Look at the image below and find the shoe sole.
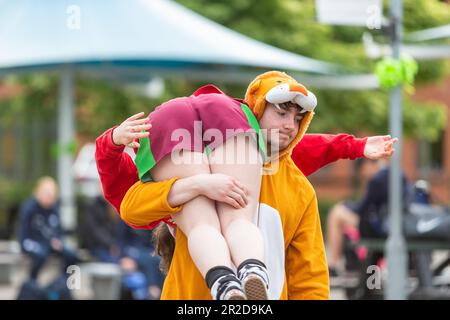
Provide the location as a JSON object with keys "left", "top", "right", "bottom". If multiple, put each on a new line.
{"left": 228, "top": 294, "right": 246, "bottom": 300}
{"left": 226, "top": 289, "right": 247, "bottom": 300}
{"left": 243, "top": 276, "right": 268, "bottom": 300}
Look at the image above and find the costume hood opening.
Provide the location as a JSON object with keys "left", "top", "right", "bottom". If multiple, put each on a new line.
{"left": 245, "top": 71, "right": 316, "bottom": 160}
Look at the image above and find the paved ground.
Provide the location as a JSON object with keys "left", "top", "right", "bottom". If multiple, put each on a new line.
{"left": 0, "top": 255, "right": 94, "bottom": 300}
{"left": 0, "top": 255, "right": 349, "bottom": 300}
{"left": 1, "top": 248, "right": 449, "bottom": 300}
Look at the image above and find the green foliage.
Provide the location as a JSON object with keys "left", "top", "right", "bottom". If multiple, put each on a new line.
{"left": 0, "top": 0, "right": 448, "bottom": 210}
{"left": 176, "top": 0, "right": 450, "bottom": 141}
{"left": 76, "top": 78, "right": 152, "bottom": 137}
{"left": 0, "top": 74, "right": 58, "bottom": 125}
{"left": 403, "top": 0, "right": 450, "bottom": 32}
{"left": 2, "top": 0, "right": 448, "bottom": 142}
{"left": 0, "top": 177, "right": 33, "bottom": 210}
{"left": 403, "top": 98, "right": 448, "bottom": 141}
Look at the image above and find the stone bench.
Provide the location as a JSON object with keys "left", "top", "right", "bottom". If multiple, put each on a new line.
{"left": 0, "top": 240, "right": 21, "bottom": 285}
{"left": 80, "top": 262, "right": 122, "bottom": 300}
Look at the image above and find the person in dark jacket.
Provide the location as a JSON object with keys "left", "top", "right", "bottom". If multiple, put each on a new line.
{"left": 18, "top": 176, "right": 79, "bottom": 281}
{"left": 78, "top": 195, "right": 120, "bottom": 263}
{"left": 117, "top": 220, "right": 165, "bottom": 299}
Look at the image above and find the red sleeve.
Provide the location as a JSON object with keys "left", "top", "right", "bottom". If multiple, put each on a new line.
{"left": 95, "top": 128, "right": 173, "bottom": 230}
{"left": 291, "top": 134, "right": 368, "bottom": 177}
{"left": 95, "top": 127, "right": 139, "bottom": 215}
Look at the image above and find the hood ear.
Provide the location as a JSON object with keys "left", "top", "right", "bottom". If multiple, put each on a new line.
{"left": 245, "top": 79, "right": 262, "bottom": 116}
{"left": 254, "top": 96, "right": 267, "bottom": 119}
{"left": 247, "top": 79, "right": 261, "bottom": 94}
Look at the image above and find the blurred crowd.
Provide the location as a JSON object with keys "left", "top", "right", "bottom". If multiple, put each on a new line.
{"left": 12, "top": 143, "right": 164, "bottom": 300}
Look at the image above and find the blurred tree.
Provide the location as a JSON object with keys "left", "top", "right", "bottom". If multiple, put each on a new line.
{"left": 177, "top": 0, "right": 450, "bottom": 140}
{"left": 2, "top": 0, "right": 448, "bottom": 142}
{"left": 0, "top": 0, "right": 448, "bottom": 182}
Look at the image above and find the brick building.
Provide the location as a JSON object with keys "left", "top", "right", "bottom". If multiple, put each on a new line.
{"left": 311, "top": 73, "right": 450, "bottom": 206}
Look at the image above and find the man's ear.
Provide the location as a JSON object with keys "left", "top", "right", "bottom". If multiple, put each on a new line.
{"left": 247, "top": 79, "right": 261, "bottom": 94}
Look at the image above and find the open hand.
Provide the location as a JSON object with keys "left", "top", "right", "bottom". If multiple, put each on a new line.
{"left": 112, "top": 112, "right": 151, "bottom": 149}
{"left": 364, "top": 135, "right": 399, "bottom": 160}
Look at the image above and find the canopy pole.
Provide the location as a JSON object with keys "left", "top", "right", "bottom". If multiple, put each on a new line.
{"left": 57, "top": 66, "right": 76, "bottom": 232}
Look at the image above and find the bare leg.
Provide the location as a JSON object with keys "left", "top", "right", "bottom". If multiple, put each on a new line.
{"left": 151, "top": 151, "right": 232, "bottom": 277}
{"left": 326, "top": 203, "right": 360, "bottom": 268}
{"left": 209, "top": 134, "right": 264, "bottom": 267}
{"left": 208, "top": 134, "right": 269, "bottom": 300}
{"left": 152, "top": 134, "right": 266, "bottom": 299}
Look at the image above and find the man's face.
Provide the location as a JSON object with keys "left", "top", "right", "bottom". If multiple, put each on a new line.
{"left": 258, "top": 103, "right": 304, "bottom": 152}
{"left": 35, "top": 180, "right": 58, "bottom": 209}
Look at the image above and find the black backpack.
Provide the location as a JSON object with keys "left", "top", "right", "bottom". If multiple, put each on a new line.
{"left": 359, "top": 201, "right": 450, "bottom": 241}
{"left": 404, "top": 203, "right": 450, "bottom": 241}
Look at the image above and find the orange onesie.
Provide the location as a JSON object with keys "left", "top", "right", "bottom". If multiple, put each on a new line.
{"left": 121, "top": 71, "right": 329, "bottom": 299}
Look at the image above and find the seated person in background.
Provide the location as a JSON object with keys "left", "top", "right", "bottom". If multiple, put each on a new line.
{"left": 326, "top": 159, "right": 410, "bottom": 276}
{"left": 17, "top": 176, "right": 80, "bottom": 282}
{"left": 117, "top": 220, "right": 165, "bottom": 299}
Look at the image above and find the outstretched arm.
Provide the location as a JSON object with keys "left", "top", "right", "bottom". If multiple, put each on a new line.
{"left": 291, "top": 134, "right": 397, "bottom": 176}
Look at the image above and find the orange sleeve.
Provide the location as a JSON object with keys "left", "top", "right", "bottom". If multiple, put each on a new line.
{"left": 120, "top": 178, "right": 182, "bottom": 227}
{"left": 285, "top": 195, "right": 330, "bottom": 300}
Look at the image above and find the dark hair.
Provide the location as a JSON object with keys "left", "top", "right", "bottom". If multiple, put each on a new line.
{"left": 152, "top": 222, "right": 175, "bottom": 274}
{"left": 276, "top": 101, "right": 304, "bottom": 113}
